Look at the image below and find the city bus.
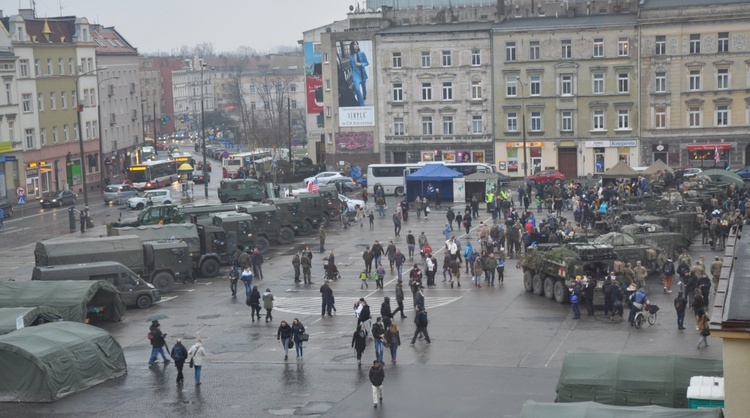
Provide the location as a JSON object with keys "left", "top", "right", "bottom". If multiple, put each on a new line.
{"left": 366, "top": 162, "right": 495, "bottom": 196}
{"left": 127, "top": 159, "right": 178, "bottom": 191}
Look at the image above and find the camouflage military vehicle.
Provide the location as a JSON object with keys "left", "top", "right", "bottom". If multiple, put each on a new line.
{"left": 520, "top": 243, "right": 618, "bottom": 304}
{"left": 212, "top": 206, "right": 294, "bottom": 254}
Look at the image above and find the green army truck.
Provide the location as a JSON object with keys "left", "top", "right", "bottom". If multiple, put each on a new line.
{"left": 218, "top": 178, "right": 266, "bottom": 203}
{"left": 34, "top": 235, "right": 192, "bottom": 293}
{"left": 520, "top": 243, "right": 618, "bottom": 304}
{"left": 109, "top": 223, "right": 230, "bottom": 277}
{"left": 108, "top": 203, "right": 238, "bottom": 230}
{"left": 212, "top": 206, "right": 295, "bottom": 254}
{"left": 291, "top": 185, "right": 340, "bottom": 223}
{"left": 240, "top": 198, "right": 327, "bottom": 235}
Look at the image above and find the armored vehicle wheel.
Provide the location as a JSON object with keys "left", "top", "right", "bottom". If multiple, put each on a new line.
{"left": 200, "top": 259, "right": 220, "bottom": 277}
{"left": 279, "top": 227, "right": 295, "bottom": 245}
{"left": 553, "top": 280, "right": 569, "bottom": 304}
{"left": 136, "top": 295, "right": 153, "bottom": 309}
{"left": 523, "top": 271, "right": 534, "bottom": 292}
{"left": 543, "top": 277, "right": 556, "bottom": 300}
{"left": 300, "top": 221, "right": 313, "bottom": 235}
{"left": 152, "top": 272, "right": 174, "bottom": 293}
{"left": 532, "top": 274, "right": 544, "bottom": 296}
{"left": 254, "top": 237, "right": 271, "bottom": 254}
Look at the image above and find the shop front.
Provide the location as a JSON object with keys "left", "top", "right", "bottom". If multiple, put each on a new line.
{"left": 497, "top": 141, "right": 546, "bottom": 178}
{"left": 685, "top": 142, "right": 731, "bottom": 169}
{"left": 582, "top": 140, "right": 638, "bottom": 176}
{"left": 419, "top": 149, "right": 487, "bottom": 164}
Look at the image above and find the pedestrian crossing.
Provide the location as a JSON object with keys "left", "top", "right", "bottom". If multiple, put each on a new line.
{"left": 272, "top": 295, "right": 463, "bottom": 316}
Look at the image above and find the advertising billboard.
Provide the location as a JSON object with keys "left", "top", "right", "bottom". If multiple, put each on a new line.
{"left": 335, "top": 132, "right": 374, "bottom": 153}
{"left": 304, "top": 42, "right": 323, "bottom": 115}
{"left": 336, "top": 40, "right": 375, "bottom": 127}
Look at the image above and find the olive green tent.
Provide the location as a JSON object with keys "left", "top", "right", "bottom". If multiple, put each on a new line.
{"left": 0, "top": 321, "right": 127, "bottom": 402}
{"left": 556, "top": 352, "right": 723, "bottom": 408}
{"left": 700, "top": 169, "right": 744, "bottom": 188}
{"left": 0, "top": 281, "right": 124, "bottom": 323}
{"left": 642, "top": 159, "right": 673, "bottom": 175}
{"left": 0, "top": 307, "right": 63, "bottom": 335}
{"left": 521, "top": 401, "right": 722, "bottom": 418}
{"left": 602, "top": 161, "right": 640, "bottom": 179}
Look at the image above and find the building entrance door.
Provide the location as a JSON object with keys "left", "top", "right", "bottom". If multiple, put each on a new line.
{"left": 557, "top": 148, "right": 578, "bottom": 179}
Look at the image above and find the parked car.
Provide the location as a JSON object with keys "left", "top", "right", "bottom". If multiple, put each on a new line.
{"left": 126, "top": 189, "right": 174, "bottom": 210}
{"left": 357, "top": 176, "right": 367, "bottom": 188}
{"left": 192, "top": 171, "right": 210, "bottom": 184}
{"left": 40, "top": 190, "right": 77, "bottom": 208}
{"left": 196, "top": 162, "right": 212, "bottom": 172}
{"left": 339, "top": 194, "right": 367, "bottom": 212}
{"left": 527, "top": 170, "right": 566, "bottom": 185}
{"left": 735, "top": 166, "right": 750, "bottom": 180}
{"left": 103, "top": 183, "right": 139, "bottom": 204}
{"left": 0, "top": 200, "right": 12, "bottom": 218}
{"left": 304, "top": 171, "right": 343, "bottom": 185}
{"left": 682, "top": 167, "right": 703, "bottom": 178}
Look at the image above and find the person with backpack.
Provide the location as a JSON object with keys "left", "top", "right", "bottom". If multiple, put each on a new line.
{"left": 170, "top": 338, "right": 188, "bottom": 384}
{"left": 662, "top": 258, "right": 676, "bottom": 294}
{"left": 148, "top": 320, "right": 170, "bottom": 366}
{"left": 410, "top": 305, "right": 431, "bottom": 344}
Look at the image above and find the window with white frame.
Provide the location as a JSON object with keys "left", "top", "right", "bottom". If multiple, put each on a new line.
{"left": 37, "top": 93, "right": 43, "bottom": 111}
{"left": 593, "top": 38, "right": 604, "bottom": 58}
{"left": 25, "top": 128, "right": 34, "bottom": 148}
{"left": 421, "top": 83, "right": 432, "bottom": 101}
{"left": 561, "top": 111, "right": 573, "bottom": 132}
{"left": 92, "top": 121, "right": 97, "bottom": 138}
{"left": 472, "top": 115, "right": 483, "bottom": 134}
{"left": 507, "top": 112, "right": 518, "bottom": 132}
{"left": 530, "top": 76, "right": 541, "bottom": 96}
{"left": 46, "top": 59, "right": 52, "bottom": 75}
{"left": 34, "top": 59, "right": 40, "bottom": 77}
{"left": 617, "top": 73, "right": 629, "bottom": 93}
{"left": 441, "top": 50, "right": 452, "bottom": 67}
{"left": 63, "top": 125, "right": 69, "bottom": 142}
{"left": 421, "top": 51, "right": 431, "bottom": 67}
{"left": 4, "top": 83, "right": 10, "bottom": 104}
{"left": 618, "top": 38, "right": 629, "bottom": 56}
{"left": 49, "top": 92, "right": 56, "bottom": 110}
{"left": 529, "top": 41, "right": 540, "bottom": 60}
{"left": 291, "top": 100, "right": 297, "bottom": 109}
{"left": 393, "top": 117, "right": 405, "bottom": 136}
{"left": 561, "top": 40, "right": 572, "bottom": 59}
{"left": 442, "top": 82, "right": 453, "bottom": 100}
{"left": 688, "top": 107, "right": 701, "bottom": 127}
{"left": 471, "top": 80, "right": 482, "bottom": 100}
{"left": 716, "top": 105, "right": 729, "bottom": 126}
{"left": 19, "top": 60, "right": 28, "bottom": 77}
{"left": 74, "top": 123, "right": 79, "bottom": 141}
{"left": 85, "top": 121, "right": 92, "bottom": 140}
{"left": 689, "top": 69, "right": 702, "bottom": 91}
{"left": 250, "top": 101, "right": 256, "bottom": 111}
{"left": 7, "top": 120, "right": 13, "bottom": 142}
{"left": 324, "top": 80, "right": 331, "bottom": 91}
{"left": 655, "top": 72, "right": 666, "bottom": 92}
{"left": 58, "top": 58, "right": 64, "bottom": 75}
{"left": 290, "top": 84, "right": 297, "bottom": 92}
{"left": 593, "top": 110, "right": 605, "bottom": 130}
{"left": 617, "top": 109, "right": 630, "bottom": 129}
{"left": 422, "top": 116, "right": 433, "bottom": 135}
{"left": 506, "top": 77, "right": 517, "bottom": 97}
{"left": 561, "top": 75, "right": 573, "bottom": 96}
{"left": 392, "top": 83, "right": 403, "bottom": 101}
{"left": 717, "top": 68, "right": 729, "bottom": 89}
{"left": 22, "top": 93, "right": 32, "bottom": 112}
{"left": 655, "top": 35, "right": 666, "bottom": 55}
{"left": 442, "top": 115, "right": 454, "bottom": 135}
{"left": 325, "top": 106, "right": 331, "bottom": 117}
{"left": 40, "top": 128, "right": 46, "bottom": 146}
{"left": 530, "top": 111, "right": 542, "bottom": 131}
{"left": 471, "top": 49, "right": 481, "bottom": 66}
{"left": 52, "top": 126, "right": 58, "bottom": 144}
{"left": 392, "top": 52, "right": 402, "bottom": 68}
{"left": 506, "top": 42, "right": 516, "bottom": 61}
{"left": 68, "top": 58, "right": 74, "bottom": 74}
{"left": 323, "top": 53, "right": 329, "bottom": 63}
{"left": 593, "top": 73, "right": 605, "bottom": 94}
{"left": 655, "top": 107, "right": 666, "bottom": 129}
{"left": 690, "top": 34, "right": 701, "bottom": 54}
{"left": 718, "top": 32, "right": 729, "bottom": 53}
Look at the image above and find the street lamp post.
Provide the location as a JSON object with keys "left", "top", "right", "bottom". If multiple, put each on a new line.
{"left": 516, "top": 76, "right": 528, "bottom": 179}
{"left": 97, "top": 76, "right": 120, "bottom": 190}
{"left": 200, "top": 62, "right": 208, "bottom": 198}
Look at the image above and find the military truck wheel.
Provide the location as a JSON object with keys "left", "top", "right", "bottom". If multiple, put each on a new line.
{"left": 523, "top": 271, "right": 534, "bottom": 292}
{"left": 136, "top": 295, "right": 153, "bottom": 309}
{"left": 543, "top": 277, "right": 555, "bottom": 300}
{"left": 152, "top": 272, "right": 174, "bottom": 293}
{"left": 532, "top": 274, "right": 544, "bottom": 296}
{"left": 395, "top": 186, "right": 405, "bottom": 196}
{"left": 553, "top": 281, "right": 569, "bottom": 304}
{"left": 200, "top": 259, "right": 220, "bottom": 277}
{"left": 300, "top": 221, "right": 313, "bottom": 235}
{"left": 279, "top": 227, "right": 295, "bottom": 245}
{"left": 254, "top": 237, "right": 271, "bottom": 254}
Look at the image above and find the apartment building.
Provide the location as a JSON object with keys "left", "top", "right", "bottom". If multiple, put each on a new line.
{"left": 0, "top": 22, "right": 19, "bottom": 200}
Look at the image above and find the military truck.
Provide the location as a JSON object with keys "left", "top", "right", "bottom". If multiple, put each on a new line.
{"left": 108, "top": 203, "right": 238, "bottom": 230}
{"left": 240, "top": 198, "right": 326, "bottom": 235}
{"left": 34, "top": 235, "right": 192, "bottom": 293}
{"left": 212, "top": 206, "right": 294, "bottom": 254}
{"left": 291, "top": 185, "right": 340, "bottom": 222}
{"left": 630, "top": 231, "right": 688, "bottom": 260}
{"left": 520, "top": 243, "right": 618, "bottom": 304}
{"left": 217, "top": 178, "right": 265, "bottom": 203}
{"left": 109, "top": 223, "right": 230, "bottom": 277}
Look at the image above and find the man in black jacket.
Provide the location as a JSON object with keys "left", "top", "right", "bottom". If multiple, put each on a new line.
{"left": 148, "top": 321, "right": 170, "bottom": 366}
{"left": 170, "top": 338, "right": 188, "bottom": 384}
{"left": 674, "top": 291, "right": 687, "bottom": 330}
{"left": 410, "top": 306, "right": 431, "bottom": 344}
{"left": 369, "top": 360, "right": 385, "bottom": 408}
{"left": 380, "top": 297, "right": 393, "bottom": 329}
{"left": 320, "top": 282, "right": 334, "bottom": 317}
{"left": 392, "top": 282, "right": 407, "bottom": 319}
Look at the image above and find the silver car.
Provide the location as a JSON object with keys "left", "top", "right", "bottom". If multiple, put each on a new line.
{"left": 103, "top": 183, "right": 138, "bottom": 204}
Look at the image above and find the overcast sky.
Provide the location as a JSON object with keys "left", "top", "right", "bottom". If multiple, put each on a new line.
{"left": 5, "top": 0, "right": 359, "bottom": 54}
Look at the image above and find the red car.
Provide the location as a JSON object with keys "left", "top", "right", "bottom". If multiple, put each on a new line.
{"left": 527, "top": 170, "right": 566, "bottom": 185}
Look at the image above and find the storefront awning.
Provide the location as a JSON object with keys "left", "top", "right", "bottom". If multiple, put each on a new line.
{"left": 686, "top": 143, "right": 731, "bottom": 151}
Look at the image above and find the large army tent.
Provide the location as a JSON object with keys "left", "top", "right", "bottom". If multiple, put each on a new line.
{"left": 602, "top": 161, "right": 640, "bottom": 179}
{"left": 556, "top": 352, "right": 722, "bottom": 408}
{"left": 406, "top": 163, "right": 463, "bottom": 201}
{"left": 642, "top": 159, "right": 673, "bottom": 175}
{"left": 0, "top": 321, "right": 127, "bottom": 402}
{"left": 0, "top": 307, "right": 63, "bottom": 335}
{"left": 521, "top": 401, "right": 722, "bottom": 418}
{"left": 0, "top": 281, "right": 124, "bottom": 323}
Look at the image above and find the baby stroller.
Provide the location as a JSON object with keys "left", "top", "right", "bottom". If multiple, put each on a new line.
{"left": 323, "top": 257, "right": 341, "bottom": 281}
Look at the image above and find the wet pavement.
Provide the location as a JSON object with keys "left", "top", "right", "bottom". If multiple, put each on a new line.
{"left": 0, "top": 162, "right": 725, "bottom": 417}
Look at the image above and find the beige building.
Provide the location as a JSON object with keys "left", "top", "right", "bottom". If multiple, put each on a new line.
{"left": 0, "top": 23, "right": 19, "bottom": 201}
{"left": 492, "top": 13, "right": 640, "bottom": 179}
{"left": 639, "top": 0, "right": 750, "bottom": 169}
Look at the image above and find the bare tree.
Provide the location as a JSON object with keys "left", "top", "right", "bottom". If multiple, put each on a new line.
{"left": 223, "top": 57, "right": 252, "bottom": 148}
{"left": 193, "top": 42, "right": 216, "bottom": 58}
{"left": 245, "top": 71, "right": 299, "bottom": 149}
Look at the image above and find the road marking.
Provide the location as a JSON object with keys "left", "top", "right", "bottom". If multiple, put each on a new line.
{"left": 171, "top": 289, "right": 196, "bottom": 292}
{"left": 154, "top": 296, "right": 178, "bottom": 304}
{"left": 273, "top": 295, "right": 461, "bottom": 316}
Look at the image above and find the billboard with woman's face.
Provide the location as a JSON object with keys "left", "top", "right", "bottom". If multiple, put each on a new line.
{"left": 336, "top": 40, "right": 374, "bottom": 127}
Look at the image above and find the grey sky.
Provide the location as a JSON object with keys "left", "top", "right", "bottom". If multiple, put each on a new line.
{"left": 9, "top": 0, "right": 357, "bottom": 54}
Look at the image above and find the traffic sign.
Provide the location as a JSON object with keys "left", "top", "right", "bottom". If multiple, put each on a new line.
{"left": 16, "top": 186, "right": 25, "bottom": 197}
{"left": 17, "top": 196, "right": 25, "bottom": 205}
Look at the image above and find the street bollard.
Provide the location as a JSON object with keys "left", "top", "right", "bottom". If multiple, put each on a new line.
{"left": 68, "top": 207, "right": 76, "bottom": 232}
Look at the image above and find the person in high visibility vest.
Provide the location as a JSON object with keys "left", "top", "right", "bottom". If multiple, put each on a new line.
{"left": 485, "top": 192, "right": 494, "bottom": 213}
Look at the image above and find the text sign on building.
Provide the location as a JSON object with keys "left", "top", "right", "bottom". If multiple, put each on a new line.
{"left": 339, "top": 106, "right": 375, "bottom": 127}
{"left": 584, "top": 140, "right": 637, "bottom": 148}
{"left": 505, "top": 142, "right": 544, "bottom": 148}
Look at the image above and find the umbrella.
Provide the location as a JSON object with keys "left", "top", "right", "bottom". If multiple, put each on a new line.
{"left": 146, "top": 313, "right": 169, "bottom": 322}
